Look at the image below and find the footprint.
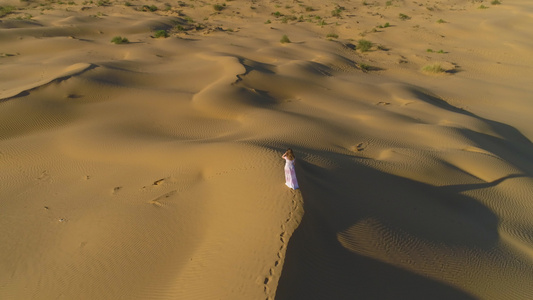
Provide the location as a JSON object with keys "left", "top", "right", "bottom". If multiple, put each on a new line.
{"left": 148, "top": 190, "right": 177, "bottom": 207}
{"left": 153, "top": 178, "right": 165, "bottom": 186}
{"left": 37, "top": 170, "right": 51, "bottom": 181}
{"left": 264, "top": 190, "right": 299, "bottom": 298}
{"left": 353, "top": 142, "right": 367, "bottom": 151}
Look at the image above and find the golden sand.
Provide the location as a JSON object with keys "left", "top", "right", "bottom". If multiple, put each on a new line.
{"left": 1, "top": 0, "right": 532, "bottom": 299}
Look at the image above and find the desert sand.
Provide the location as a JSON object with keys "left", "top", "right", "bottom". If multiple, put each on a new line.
{"left": 1, "top": 0, "right": 533, "bottom": 299}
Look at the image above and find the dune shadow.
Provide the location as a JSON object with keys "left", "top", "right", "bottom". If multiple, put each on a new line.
{"left": 275, "top": 91, "right": 533, "bottom": 299}
{"left": 409, "top": 88, "right": 533, "bottom": 175}
{"left": 275, "top": 154, "right": 490, "bottom": 300}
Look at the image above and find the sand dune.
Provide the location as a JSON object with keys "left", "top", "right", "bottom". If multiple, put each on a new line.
{"left": 1, "top": 0, "right": 533, "bottom": 299}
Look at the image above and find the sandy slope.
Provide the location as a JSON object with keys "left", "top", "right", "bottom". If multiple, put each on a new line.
{"left": 1, "top": 0, "right": 533, "bottom": 299}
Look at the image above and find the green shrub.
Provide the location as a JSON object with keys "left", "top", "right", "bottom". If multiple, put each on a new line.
{"left": 16, "top": 13, "right": 32, "bottom": 20}
{"left": 213, "top": 4, "right": 224, "bottom": 11}
{"left": 142, "top": 5, "right": 158, "bottom": 11}
{"left": 154, "top": 30, "right": 169, "bottom": 38}
{"left": 436, "top": 19, "right": 446, "bottom": 23}
{"left": 331, "top": 8, "right": 341, "bottom": 17}
{"left": 111, "top": 36, "right": 129, "bottom": 44}
{"left": 386, "top": 0, "right": 393, "bottom": 6}
{"left": 357, "top": 39, "right": 373, "bottom": 52}
{"left": 478, "top": 5, "right": 489, "bottom": 9}
{"left": 282, "top": 15, "right": 297, "bottom": 23}
{"left": 359, "top": 63, "right": 372, "bottom": 72}
{"left": 0, "top": 5, "right": 16, "bottom": 17}
{"left": 378, "top": 22, "right": 390, "bottom": 28}
{"left": 326, "top": 33, "right": 339, "bottom": 39}
{"left": 491, "top": 0, "right": 501, "bottom": 4}
{"left": 280, "top": 34, "right": 291, "bottom": 44}
{"left": 399, "top": 13, "right": 410, "bottom": 20}
{"left": 422, "top": 64, "right": 445, "bottom": 73}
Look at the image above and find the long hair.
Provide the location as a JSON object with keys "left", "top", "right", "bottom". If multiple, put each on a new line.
{"left": 285, "top": 148, "right": 295, "bottom": 160}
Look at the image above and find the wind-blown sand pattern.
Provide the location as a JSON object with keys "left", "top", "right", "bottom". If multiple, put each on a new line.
{"left": 1, "top": 0, "right": 533, "bottom": 299}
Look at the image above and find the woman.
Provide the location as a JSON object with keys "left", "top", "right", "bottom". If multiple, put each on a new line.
{"left": 282, "top": 148, "right": 299, "bottom": 190}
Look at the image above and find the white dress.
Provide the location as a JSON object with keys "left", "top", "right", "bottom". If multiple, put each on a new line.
{"left": 284, "top": 158, "right": 299, "bottom": 189}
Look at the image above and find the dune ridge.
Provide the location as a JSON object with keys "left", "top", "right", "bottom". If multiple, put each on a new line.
{"left": 1, "top": 0, "right": 533, "bottom": 299}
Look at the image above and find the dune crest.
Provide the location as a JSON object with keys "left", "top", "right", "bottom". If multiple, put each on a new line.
{"left": 0, "top": 63, "right": 95, "bottom": 100}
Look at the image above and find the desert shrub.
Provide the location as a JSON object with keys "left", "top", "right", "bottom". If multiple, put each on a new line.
{"left": 386, "top": 0, "right": 393, "bottom": 6}
{"left": 422, "top": 64, "right": 445, "bottom": 73}
{"left": 280, "top": 35, "right": 291, "bottom": 44}
{"left": 282, "top": 15, "right": 297, "bottom": 23}
{"left": 111, "top": 36, "right": 129, "bottom": 44}
{"left": 213, "top": 4, "right": 224, "bottom": 11}
{"left": 0, "top": 5, "right": 16, "bottom": 17}
{"left": 326, "top": 33, "right": 339, "bottom": 39}
{"left": 264, "top": 19, "right": 271, "bottom": 24}
{"left": 142, "top": 5, "right": 158, "bottom": 11}
{"left": 16, "top": 13, "right": 32, "bottom": 20}
{"left": 305, "top": 6, "right": 314, "bottom": 12}
{"left": 436, "top": 19, "right": 446, "bottom": 23}
{"left": 97, "top": 0, "right": 110, "bottom": 6}
{"left": 378, "top": 22, "right": 390, "bottom": 28}
{"left": 357, "top": 39, "right": 373, "bottom": 52}
{"left": 124, "top": 2, "right": 132, "bottom": 6}
{"left": 272, "top": 11, "right": 282, "bottom": 18}
{"left": 331, "top": 8, "right": 341, "bottom": 17}
{"left": 154, "top": 30, "right": 169, "bottom": 38}
{"left": 318, "top": 19, "right": 326, "bottom": 26}
{"left": 491, "top": 0, "right": 501, "bottom": 4}
{"left": 359, "top": 63, "right": 372, "bottom": 72}
{"left": 427, "top": 49, "right": 445, "bottom": 53}
{"left": 478, "top": 4, "right": 489, "bottom": 9}
{"left": 399, "top": 13, "right": 410, "bottom": 20}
